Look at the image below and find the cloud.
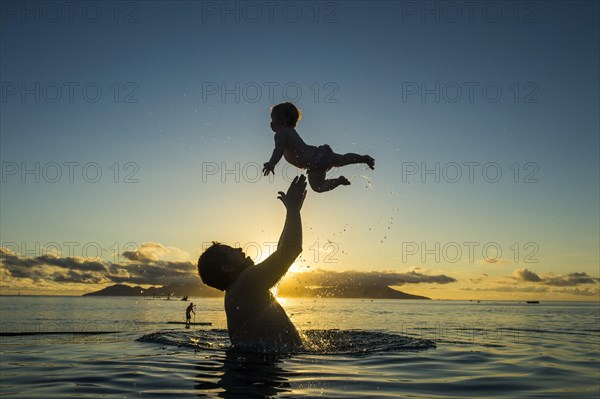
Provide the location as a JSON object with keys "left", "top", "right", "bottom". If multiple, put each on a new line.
{"left": 459, "top": 284, "right": 599, "bottom": 297}
{"left": 1, "top": 246, "right": 196, "bottom": 286}
{"left": 542, "top": 272, "right": 598, "bottom": 286}
{"left": 513, "top": 268, "right": 542, "bottom": 282}
{"left": 0, "top": 247, "right": 107, "bottom": 282}
{"left": 283, "top": 269, "right": 456, "bottom": 288}
{"left": 277, "top": 269, "right": 456, "bottom": 298}
{"left": 477, "top": 258, "right": 510, "bottom": 266}
{"left": 461, "top": 285, "right": 551, "bottom": 293}
{"left": 36, "top": 254, "right": 107, "bottom": 272}
{"left": 107, "top": 260, "right": 196, "bottom": 285}
{"left": 1, "top": 247, "right": 41, "bottom": 270}
{"left": 2, "top": 246, "right": 457, "bottom": 292}
{"left": 122, "top": 242, "right": 190, "bottom": 263}
{"left": 557, "top": 287, "right": 599, "bottom": 296}
{"left": 122, "top": 242, "right": 166, "bottom": 262}
{"left": 4, "top": 244, "right": 597, "bottom": 300}
{"left": 469, "top": 273, "right": 488, "bottom": 283}
{"left": 51, "top": 270, "right": 104, "bottom": 284}
{"left": 512, "top": 268, "right": 598, "bottom": 286}
{"left": 457, "top": 268, "right": 600, "bottom": 297}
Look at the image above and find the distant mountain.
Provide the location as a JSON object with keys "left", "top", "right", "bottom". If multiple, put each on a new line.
{"left": 277, "top": 282, "right": 430, "bottom": 299}
{"left": 83, "top": 281, "right": 429, "bottom": 300}
{"left": 83, "top": 282, "right": 222, "bottom": 297}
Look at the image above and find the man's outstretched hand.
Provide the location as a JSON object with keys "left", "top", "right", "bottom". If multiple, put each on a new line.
{"left": 277, "top": 175, "right": 307, "bottom": 211}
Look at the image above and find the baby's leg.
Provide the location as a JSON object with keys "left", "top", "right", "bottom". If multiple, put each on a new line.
{"left": 308, "top": 169, "right": 350, "bottom": 193}
{"left": 332, "top": 153, "right": 375, "bottom": 170}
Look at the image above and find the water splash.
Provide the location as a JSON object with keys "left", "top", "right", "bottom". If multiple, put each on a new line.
{"left": 304, "top": 330, "right": 435, "bottom": 354}
{"left": 137, "top": 329, "right": 436, "bottom": 355}
{"left": 360, "top": 175, "right": 373, "bottom": 189}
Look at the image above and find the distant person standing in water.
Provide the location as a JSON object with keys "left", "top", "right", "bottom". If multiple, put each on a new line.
{"left": 185, "top": 302, "right": 195, "bottom": 327}
{"left": 197, "top": 175, "right": 307, "bottom": 351}
{"left": 262, "top": 102, "right": 375, "bottom": 192}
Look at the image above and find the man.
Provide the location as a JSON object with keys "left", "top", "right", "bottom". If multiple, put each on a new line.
{"left": 185, "top": 302, "right": 195, "bottom": 327}
{"left": 197, "top": 175, "right": 307, "bottom": 351}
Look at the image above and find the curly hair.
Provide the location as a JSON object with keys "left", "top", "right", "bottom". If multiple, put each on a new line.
{"left": 271, "top": 102, "right": 302, "bottom": 127}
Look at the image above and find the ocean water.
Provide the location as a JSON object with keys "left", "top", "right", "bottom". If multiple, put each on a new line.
{"left": 0, "top": 296, "right": 598, "bottom": 398}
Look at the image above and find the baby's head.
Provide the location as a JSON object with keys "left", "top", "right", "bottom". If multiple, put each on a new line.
{"left": 197, "top": 242, "right": 254, "bottom": 291}
{"left": 270, "top": 102, "right": 302, "bottom": 132}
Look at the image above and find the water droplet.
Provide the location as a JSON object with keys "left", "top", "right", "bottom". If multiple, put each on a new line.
{"left": 360, "top": 175, "right": 372, "bottom": 189}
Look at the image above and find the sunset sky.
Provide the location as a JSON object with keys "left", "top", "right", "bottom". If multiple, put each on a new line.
{"left": 1, "top": 1, "right": 598, "bottom": 300}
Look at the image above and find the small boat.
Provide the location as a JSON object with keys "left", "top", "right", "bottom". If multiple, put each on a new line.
{"left": 526, "top": 301, "right": 540, "bottom": 304}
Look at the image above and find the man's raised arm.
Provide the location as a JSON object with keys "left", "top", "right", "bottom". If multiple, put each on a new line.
{"left": 252, "top": 175, "right": 307, "bottom": 289}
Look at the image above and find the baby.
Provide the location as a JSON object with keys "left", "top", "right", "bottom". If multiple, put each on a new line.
{"left": 262, "top": 102, "right": 374, "bottom": 192}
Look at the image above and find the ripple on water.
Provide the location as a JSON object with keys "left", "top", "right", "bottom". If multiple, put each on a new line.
{"left": 136, "top": 329, "right": 436, "bottom": 355}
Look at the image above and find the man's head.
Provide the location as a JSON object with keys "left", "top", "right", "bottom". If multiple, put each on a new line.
{"left": 197, "top": 242, "right": 254, "bottom": 291}
{"left": 270, "top": 102, "right": 301, "bottom": 132}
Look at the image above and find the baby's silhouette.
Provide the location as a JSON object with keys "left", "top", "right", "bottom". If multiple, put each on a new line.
{"left": 263, "top": 102, "right": 374, "bottom": 192}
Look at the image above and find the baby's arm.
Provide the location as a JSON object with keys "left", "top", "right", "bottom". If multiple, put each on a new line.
{"left": 263, "top": 132, "right": 286, "bottom": 176}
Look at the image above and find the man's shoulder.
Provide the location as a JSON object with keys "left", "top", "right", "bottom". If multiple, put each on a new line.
{"left": 237, "top": 264, "right": 265, "bottom": 284}
{"left": 225, "top": 268, "right": 269, "bottom": 309}
{"left": 227, "top": 266, "right": 252, "bottom": 290}
{"left": 227, "top": 265, "right": 267, "bottom": 294}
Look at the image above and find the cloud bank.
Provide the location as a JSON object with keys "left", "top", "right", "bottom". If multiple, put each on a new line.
{"left": 2, "top": 244, "right": 598, "bottom": 299}
{"left": 1, "top": 244, "right": 456, "bottom": 296}
{"left": 513, "top": 268, "right": 599, "bottom": 286}
{"left": 282, "top": 269, "right": 456, "bottom": 288}
{"left": 457, "top": 269, "right": 600, "bottom": 297}
{"left": 0, "top": 243, "right": 198, "bottom": 287}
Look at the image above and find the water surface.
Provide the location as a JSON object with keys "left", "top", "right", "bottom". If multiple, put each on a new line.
{"left": 1, "top": 296, "right": 598, "bottom": 398}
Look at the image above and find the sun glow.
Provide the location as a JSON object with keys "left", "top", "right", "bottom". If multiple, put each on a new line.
{"left": 288, "top": 259, "right": 309, "bottom": 274}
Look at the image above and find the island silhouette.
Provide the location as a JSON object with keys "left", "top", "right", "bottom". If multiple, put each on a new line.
{"left": 83, "top": 280, "right": 431, "bottom": 300}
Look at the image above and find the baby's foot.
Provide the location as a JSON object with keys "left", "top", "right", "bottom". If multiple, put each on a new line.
{"left": 338, "top": 176, "right": 351, "bottom": 186}
{"left": 365, "top": 156, "right": 375, "bottom": 170}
